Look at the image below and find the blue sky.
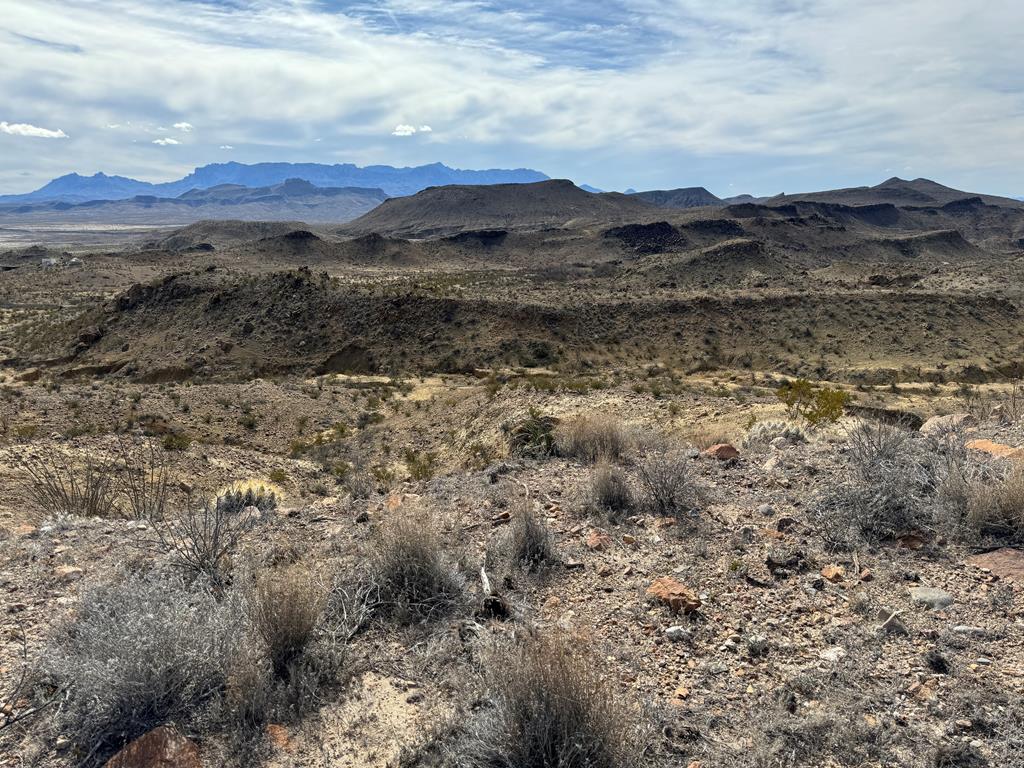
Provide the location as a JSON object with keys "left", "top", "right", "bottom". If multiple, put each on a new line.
{"left": 1, "top": 0, "right": 1022, "bottom": 196}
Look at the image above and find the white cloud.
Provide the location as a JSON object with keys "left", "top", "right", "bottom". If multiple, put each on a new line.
{"left": 419, "top": 125, "right": 433, "bottom": 132}
{"left": 172, "top": 121, "right": 193, "bottom": 132}
{"left": 0, "top": 121, "right": 67, "bottom": 138}
{"left": 152, "top": 137, "right": 179, "bottom": 146}
{"left": 1, "top": 0, "right": 1024, "bottom": 194}
{"left": 219, "top": 144, "right": 234, "bottom": 150}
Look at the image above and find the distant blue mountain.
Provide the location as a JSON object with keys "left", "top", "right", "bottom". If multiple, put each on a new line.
{"left": 0, "top": 161, "right": 551, "bottom": 203}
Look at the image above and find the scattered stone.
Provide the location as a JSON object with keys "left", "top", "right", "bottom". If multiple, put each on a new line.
{"left": 757, "top": 503, "right": 775, "bottom": 517}
{"left": 54, "top": 565, "right": 84, "bottom": 583}
{"left": 702, "top": 443, "right": 739, "bottom": 461}
{"left": 920, "top": 413, "right": 977, "bottom": 436}
{"left": 819, "top": 646, "right": 847, "bottom": 662}
{"left": 820, "top": 565, "right": 845, "bottom": 583}
{"left": 859, "top": 568, "right": 874, "bottom": 582}
{"left": 965, "top": 548, "right": 1024, "bottom": 582}
{"left": 665, "top": 626, "right": 691, "bottom": 642}
{"left": 103, "top": 726, "right": 201, "bottom": 768}
{"left": 354, "top": 510, "right": 369, "bottom": 523}
{"left": 622, "top": 534, "right": 637, "bottom": 546}
{"left": 585, "top": 529, "right": 613, "bottom": 552}
{"left": 646, "top": 577, "right": 701, "bottom": 614}
{"left": 952, "top": 625, "right": 987, "bottom": 636}
{"left": 878, "top": 610, "right": 909, "bottom": 636}
{"left": 909, "top": 586, "right": 954, "bottom": 610}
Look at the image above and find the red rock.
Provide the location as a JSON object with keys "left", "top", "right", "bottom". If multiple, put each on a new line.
{"left": 585, "top": 529, "right": 613, "bottom": 552}
{"left": 820, "top": 565, "right": 845, "bottom": 583}
{"left": 103, "top": 726, "right": 201, "bottom": 768}
{"left": 966, "top": 548, "right": 1024, "bottom": 582}
{"left": 265, "top": 724, "right": 292, "bottom": 752}
{"left": 702, "top": 443, "right": 739, "bottom": 460}
{"left": 646, "top": 577, "right": 701, "bottom": 614}
{"left": 966, "top": 439, "right": 1024, "bottom": 461}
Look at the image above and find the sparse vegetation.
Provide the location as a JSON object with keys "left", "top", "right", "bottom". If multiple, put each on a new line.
{"left": 586, "top": 461, "right": 635, "bottom": 521}
{"left": 366, "top": 508, "right": 463, "bottom": 623}
{"left": 506, "top": 501, "right": 556, "bottom": 570}
{"left": 555, "top": 415, "right": 631, "bottom": 462}
{"left": 39, "top": 573, "right": 243, "bottom": 765}
{"left": 634, "top": 446, "right": 700, "bottom": 518}
{"left": 16, "top": 445, "right": 117, "bottom": 522}
{"left": 776, "top": 379, "right": 851, "bottom": 426}
{"left": 454, "top": 632, "right": 635, "bottom": 768}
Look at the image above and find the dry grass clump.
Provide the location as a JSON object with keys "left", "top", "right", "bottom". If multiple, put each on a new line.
{"left": 634, "top": 447, "right": 700, "bottom": 519}
{"left": 966, "top": 465, "right": 1024, "bottom": 543}
{"left": 506, "top": 502, "right": 556, "bottom": 571}
{"left": 586, "top": 462, "right": 635, "bottom": 522}
{"left": 368, "top": 508, "right": 463, "bottom": 623}
{"left": 249, "top": 566, "right": 327, "bottom": 679}
{"left": 555, "top": 415, "right": 631, "bottom": 463}
{"left": 39, "top": 573, "right": 243, "bottom": 765}
{"left": 459, "top": 632, "right": 635, "bottom": 768}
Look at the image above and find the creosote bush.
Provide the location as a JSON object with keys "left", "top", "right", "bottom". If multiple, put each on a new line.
{"left": 555, "top": 415, "right": 631, "bottom": 463}
{"left": 368, "top": 508, "right": 463, "bottom": 623}
{"left": 458, "top": 632, "right": 635, "bottom": 768}
{"left": 776, "top": 379, "right": 850, "bottom": 426}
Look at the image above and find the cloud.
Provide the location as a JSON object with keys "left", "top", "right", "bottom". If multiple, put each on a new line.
{"left": 1, "top": 0, "right": 1024, "bottom": 195}
{"left": 219, "top": 145, "right": 233, "bottom": 150}
{"left": 172, "top": 121, "right": 193, "bottom": 132}
{"left": 419, "top": 125, "right": 433, "bottom": 132}
{"left": 0, "top": 121, "right": 67, "bottom": 138}
{"left": 152, "top": 137, "right": 179, "bottom": 146}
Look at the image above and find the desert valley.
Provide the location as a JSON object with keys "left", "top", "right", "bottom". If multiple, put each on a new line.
{"left": 0, "top": 163, "right": 1022, "bottom": 768}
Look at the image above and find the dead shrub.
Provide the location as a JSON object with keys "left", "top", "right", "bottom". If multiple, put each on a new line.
{"left": 506, "top": 502, "right": 556, "bottom": 571}
{"left": 249, "top": 566, "right": 327, "bottom": 679}
{"left": 367, "top": 508, "right": 463, "bottom": 623}
{"left": 16, "top": 445, "right": 117, "bottom": 523}
{"left": 149, "top": 493, "right": 261, "bottom": 592}
{"left": 459, "top": 632, "right": 635, "bottom": 768}
{"left": 555, "top": 415, "right": 630, "bottom": 463}
{"left": 114, "top": 435, "right": 173, "bottom": 520}
{"left": 634, "top": 448, "right": 700, "bottom": 519}
{"left": 586, "top": 462, "right": 635, "bottom": 521}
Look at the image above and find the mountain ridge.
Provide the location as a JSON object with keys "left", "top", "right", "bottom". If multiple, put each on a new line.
{"left": 0, "top": 161, "right": 550, "bottom": 203}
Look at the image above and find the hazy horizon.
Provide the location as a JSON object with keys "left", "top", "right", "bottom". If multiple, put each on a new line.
{"left": 2, "top": 1, "right": 1022, "bottom": 197}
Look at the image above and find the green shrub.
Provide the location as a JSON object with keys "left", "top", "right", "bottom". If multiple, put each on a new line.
{"left": 776, "top": 379, "right": 851, "bottom": 426}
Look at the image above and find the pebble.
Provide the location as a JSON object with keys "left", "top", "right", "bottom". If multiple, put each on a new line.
{"left": 665, "top": 626, "right": 690, "bottom": 642}
{"left": 909, "top": 587, "right": 954, "bottom": 610}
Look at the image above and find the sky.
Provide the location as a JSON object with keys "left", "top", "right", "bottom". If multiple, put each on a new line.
{"left": 1, "top": 0, "right": 1022, "bottom": 197}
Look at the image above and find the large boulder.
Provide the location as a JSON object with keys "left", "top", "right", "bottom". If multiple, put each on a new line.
{"left": 920, "top": 413, "right": 976, "bottom": 436}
